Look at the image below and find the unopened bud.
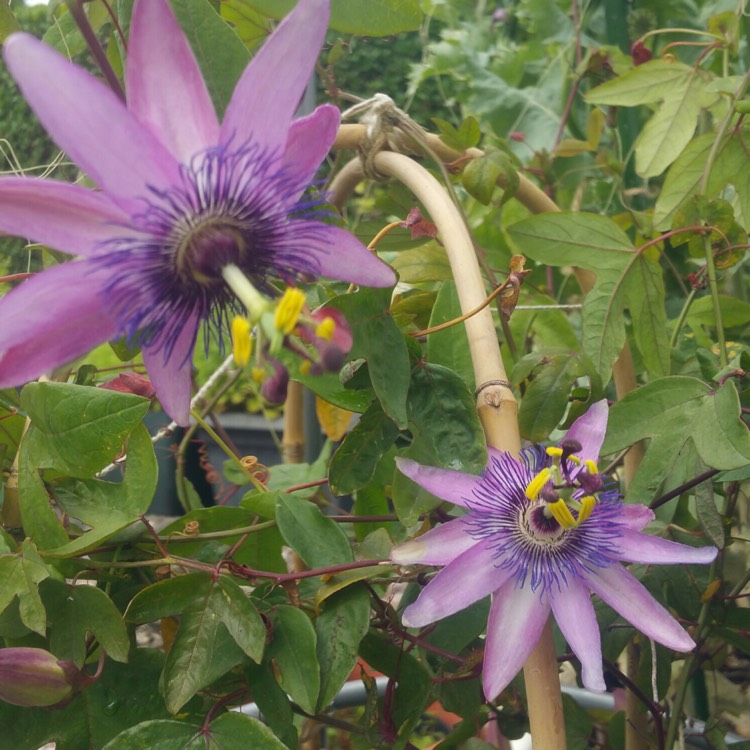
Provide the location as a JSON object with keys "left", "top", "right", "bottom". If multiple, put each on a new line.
{"left": 261, "top": 359, "right": 290, "bottom": 404}
{"left": 0, "top": 648, "right": 78, "bottom": 708}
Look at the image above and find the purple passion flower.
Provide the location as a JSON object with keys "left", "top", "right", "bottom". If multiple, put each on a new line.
{"left": 392, "top": 401, "right": 717, "bottom": 700}
{"left": 0, "top": 0, "right": 395, "bottom": 425}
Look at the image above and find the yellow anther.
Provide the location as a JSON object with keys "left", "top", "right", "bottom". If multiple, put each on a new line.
{"left": 525, "top": 468, "right": 552, "bottom": 501}
{"left": 584, "top": 459, "right": 598, "bottom": 475}
{"left": 300, "top": 360, "right": 312, "bottom": 375}
{"left": 568, "top": 454, "right": 581, "bottom": 465}
{"left": 577, "top": 495, "right": 596, "bottom": 525}
{"left": 546, "top": 446, "right": 563, "bottom": 458}
{"left": 315, "top": 316, "right": 336, "bottom": 341}
{"left": 274, "top": 288, "right": 306, "bottom": 334}
{"left": 251, "top": 367, "right": 265, "bottom": 383}
{"left": 548, "top": 499, "right": 576, "bottom": 529}
{"left": 230, "top": 316, "right": 252, "bottom": 365}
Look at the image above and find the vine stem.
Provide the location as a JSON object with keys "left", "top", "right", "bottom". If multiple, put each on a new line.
{"left": 330, "top": 149, "right": 567, "bottom": 750}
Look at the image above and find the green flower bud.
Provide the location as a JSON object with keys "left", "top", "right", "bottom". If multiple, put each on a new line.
{"left": 0, "top": 647, "right": 78, "bottom": 708}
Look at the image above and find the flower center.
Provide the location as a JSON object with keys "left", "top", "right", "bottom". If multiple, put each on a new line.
{"left": 175, "top": 218, "right": 248, "bottom": 287}
{"left": 523, "top": 504, "right": 565, "bottom": 543}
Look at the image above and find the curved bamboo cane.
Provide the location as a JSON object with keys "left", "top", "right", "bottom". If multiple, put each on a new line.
{"left": 330, "top": 152, "right": 567, "bottom": 750}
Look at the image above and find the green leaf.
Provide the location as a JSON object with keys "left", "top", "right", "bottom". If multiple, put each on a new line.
{"left": 407, "top": 363, "right": 486, "bottom": 474}
{"left": 654, "top": 131, "right": 750, "bottom": 231}
{"left": 220, "top": 0, "right": 272, "bottom": 48}
{"left": 169, "top": 0, "right": 250, "bottom": 118}
{"left": 462, "top": 148, "right": 518, "bottom": 205}
{"left": 513, "top": 351, "right": 588, "bottom": 441}
{"left": 102, "top": 713, "right": 286, "bottom": 749}
{"left": 686, "top": 294, "right": 750, "bottom": 330}
{"left": 48, "top": 424, "right": 158, "bottom": 557}
{"left": 0, "top": 1, "right": 20, "bottom": 42}
{"left": 427, "top": 281, "right": 475, "bottom": 388}
{"left": 392, "top": 242, "right": 453, "bottom": 284}
{"left": 275, "top": 495, "right": 353, "bottom": 568}
{"left": 509, "top": 213, "right": 664, "bottom": 384}
{"left": 586, "top": 60, "right": 698, "bottom": 106}
{"left": 211, "top": 576, "right": 266, "bottom": 663}
{"left": 692, "top": 381, "right": 750, "bottom": 470}
{"left": 127, "top": 573, "right": 264, "bottom": 711}
{"left": 268, "top": 605, "right": 320, "bottom": 714}
{"left": 42, "top": 579, "right": 129, "bottom": 665}
{"left": 245, "top": 662, "right": 298, "bottom": 748}
{"left": 432, "top": 115, "right": 481, "bottom": 150}
{"left": 329, "top": 401, "right": 400, "bottom": 494}
{"left": 603, "top": 378, "right": 750, "bottom": 502}
{"left": 234, "top": 0, "right": 422, "bottom": 35}
{"left": 694, "top": 462, "right": 724, "bottom": 549}
{"left": 17, "top": 453, "right": 68, "bottom": 550}
{"left": 0, "top": 539, "right": 49, "bottom": 635}
{"left": 359, "top": 631, "right": 432, "bottom": 732}
{"left": 164, "top": 605, "right": 245, "bottom": 713}
{"left": 20, "top": 382, "right": 150, "bottom": 476}
{"left": 621, "top": 249, "right": 670, "bottom": 377}
{"left": 315, "top": 586, "right": 371, "bottom": 711}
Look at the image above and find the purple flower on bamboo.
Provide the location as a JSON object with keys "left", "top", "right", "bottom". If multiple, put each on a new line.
{"left": 392, "top": 400, "right": 717, "bottom": 700}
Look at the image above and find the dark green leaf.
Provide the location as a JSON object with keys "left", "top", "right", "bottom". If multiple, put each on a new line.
{"left": 407, "top": 363, "right": 486, "bottom": 474}
{"left": 329, "top": 401, "right": 400, "bottom": 494}
{"left": 275, "top": 494, "right": 353, "bottom": 568}
{"left": 427, "top": 281, "right": 474, "bottom": 388}
{"left": 234, "top": 0, "right": 422, "bottom": 35}
{"left": 42, "top": 579, "right": 129, "bottom": 665}
{"left": 316, "top": 586, "right": 371, "bottom": 711}
{"left": 268, "top": 605, "right": 320, "bottom": 714}
{"left": 20, "top": 382, "right": 149, "bottom": 476}
{"left": 169, "top": 0, "right": 250, "bottom": 117}
{"left": 48, "top": 424, "right": 158, "bottom": 557}
{"left": 0, "top": 539, "right": 49, "bottom": 635}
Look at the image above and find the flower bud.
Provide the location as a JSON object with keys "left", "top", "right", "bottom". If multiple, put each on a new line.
{"left": 261, "top": 358, "right": 290, "bottom": 404}
{"left": 0, "top": 648, "right": 78, "bottom": 708}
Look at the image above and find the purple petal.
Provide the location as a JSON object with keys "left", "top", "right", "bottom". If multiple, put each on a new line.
{"left": 292, "top": 222, "right": 396, "bottom": 287}
{"left": 3, "top": 33, "right": 180, "bottom": 205}
{"left": 584, "top": 564, "right": 695, "bottom": 652}
{"left": 483, "top": 582, "right": 550, "bottom": 700}
{"left": 391, "top": 517, "right": 476, "bottom": 566}
{"left": 401, "top": 540, "right": 511, "bottom": 627}
{"left": 141, "top": 313, "right": 200, "bottom": 427}
{"left": 0, "top": 262, "right": 117, "bottom": 386}
{"left": 0, "top": 178, "right": 128, "bottom": 256}
{"left": 282, "top": 105, "right": 339, "bottom": 199}
{"left": 618, "top": 530, "right": 717, "bottom": 565}
{"left": 564, "top": 399, "right": 608, "bottom": 465}
{"left": 126, "top": 0, "right": 219, "bottom": 161}
{"left": 220, "top": 0, "right": 329, "bottom": 155}
{"left": 619, "top": 503, "right": 654, "bottom": 530}
{"left": 396, "top": 457, "right": 482, "bottom": 508}
{"left": 550, "top": 578, "right": 606, "bottom": 692}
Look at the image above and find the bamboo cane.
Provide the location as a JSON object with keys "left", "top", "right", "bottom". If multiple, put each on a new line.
{"left": 330, "top": 152, "right": 567, "bottom": 750}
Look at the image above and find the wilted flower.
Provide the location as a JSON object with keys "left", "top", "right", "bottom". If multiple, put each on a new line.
{"left": 0, "top": 0, "right": 394, "bottom": 425}
{"left": 0, "top": 647, "right": 80, "bottom": 708}
{"left": 392, "top": 401, "right": 717, "bottom": 700}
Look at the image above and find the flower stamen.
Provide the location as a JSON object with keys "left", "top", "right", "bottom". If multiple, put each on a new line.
{"left": 525, "top": 468, "right": 552, "bottom": 501}
{"left": 230, "top": 316, "right": 252, "bottom": 365}
{"left": 274, "top": 288, "right": 306, "bottom": 334}
{"left": 577, "top": 495, "right": 597, "bottom": 525}
{"left": 547, "top": 499, "right": 576, "bottom": 529}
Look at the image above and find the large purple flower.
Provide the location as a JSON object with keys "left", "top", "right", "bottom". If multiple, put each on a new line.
{"left": 392, "top": 401, "right": 717, "bottom": 700}
{"left": 0, "top": 0, "right": 394, "bottom": 425}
